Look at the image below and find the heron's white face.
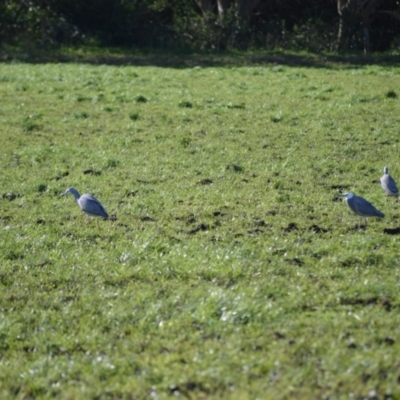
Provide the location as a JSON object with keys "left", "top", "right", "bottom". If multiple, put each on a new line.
{"left": 383, "top": 166, "right": 389, "bottom": 174}
{"left": 62, "top": 187, "right": 80, "bottom": 200}
{"left": 342, "top": 192, "right": 354, "bottom": 199}
{"left": 63, "top": 187, "right": 76, "bottom": 196}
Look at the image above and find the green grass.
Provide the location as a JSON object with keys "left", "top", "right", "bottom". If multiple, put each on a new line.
{"left": 1, "top": 53, "right": 400, "bottom": 399}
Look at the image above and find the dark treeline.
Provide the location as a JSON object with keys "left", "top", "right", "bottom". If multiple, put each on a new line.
{"left": 1, "top": 0, "right": 399, "bottom": 53}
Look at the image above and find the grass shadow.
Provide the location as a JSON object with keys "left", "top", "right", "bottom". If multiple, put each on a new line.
{"left": 1, "top": 45, "right": 400, "bottom": 69}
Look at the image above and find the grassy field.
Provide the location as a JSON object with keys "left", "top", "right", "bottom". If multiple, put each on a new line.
{"left": 1, "top": 50, "right": 400, "bottom": 399}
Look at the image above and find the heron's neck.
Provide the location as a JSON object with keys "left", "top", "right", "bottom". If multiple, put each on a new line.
{"left": 70, "top": 189, "right": 81, "bottom": 201}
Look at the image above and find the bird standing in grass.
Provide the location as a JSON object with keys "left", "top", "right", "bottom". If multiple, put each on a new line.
{"left": 63, "top": 187, "right": 108, "bottom": 220}
{"left": 342, "top": 192, "right": 384, "bottom": 228}
{"left": 380, "top": 166, "right": 399, "bottom": 197}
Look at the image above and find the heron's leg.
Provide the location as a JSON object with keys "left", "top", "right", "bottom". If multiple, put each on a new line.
{"left": 358, "top": 217, "right": 366, "bottom": 229}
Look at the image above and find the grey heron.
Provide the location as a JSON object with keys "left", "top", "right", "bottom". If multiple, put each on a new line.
{"left": 380, "top": 166, "right": 399, "bottom": 197}
{"left": 63, "top": 187, "right": 108, "bottom": 220}
{"left": 342, "top": 192, "right": 384, "bottom": 228}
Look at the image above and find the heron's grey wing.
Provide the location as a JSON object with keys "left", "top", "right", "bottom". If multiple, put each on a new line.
{"left": 80, "top": 194, "right": 108, "bottom": 218}
{"left": 386, "top": 175, "right": 399, "bottom": 195}
{"left": 354, "top": 196, "right": 384, "bottom": 218}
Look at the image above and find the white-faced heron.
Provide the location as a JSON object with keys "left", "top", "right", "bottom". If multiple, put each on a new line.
{"left": 63, "top": 187, "right": 108, "bottom": 219}
{"left": 342, "top": 192, "right": 384, "bottom": 228}
{"left": 380, "top": 166, "right": 399, "bottom": 197}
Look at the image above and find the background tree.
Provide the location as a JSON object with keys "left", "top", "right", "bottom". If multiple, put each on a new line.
{"left": 194, "top": 0, "right": 259, "bottom": 21}
{"left": 0, "top": 0, "right": 399, "bottom": 53}
{"left": 337, "top": 0, "right": 400, "bottom": 53}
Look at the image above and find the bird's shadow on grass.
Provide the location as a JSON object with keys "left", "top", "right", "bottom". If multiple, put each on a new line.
{"left": 346, "top": 225, "right": 400, "bottom": 234}
{"left": 383, "top": 227, "right": 400, "bottom": 235}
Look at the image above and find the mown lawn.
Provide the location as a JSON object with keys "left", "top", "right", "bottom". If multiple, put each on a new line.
{"left": 1, "top": 51, "right": 400, "bottom": 399}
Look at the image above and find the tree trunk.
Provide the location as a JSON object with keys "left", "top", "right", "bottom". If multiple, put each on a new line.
{"left": 217, "top": 0, "right": 229, "bottom": 19}
{"left": 337, "top": 0, "right": 382, "bottom": 52}
{"left": 337, "top": 0, "right": 359, "bottom": 50}
{"left": 361, "top": 0, "right": 381, "bottom": 54}
{"left": 195, "top": 0, "right": 260, "bottom": 23}
{"left": 363, "top": 27, "right": 370, "bottom": 54}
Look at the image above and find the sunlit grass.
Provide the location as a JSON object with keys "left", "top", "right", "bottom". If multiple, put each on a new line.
{"left": 1, "top": 58, "right": 400, "bottom": 398}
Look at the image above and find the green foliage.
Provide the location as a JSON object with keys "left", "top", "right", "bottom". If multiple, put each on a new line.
{"left": 135, "top": 95, "right": 148, "bottom": 103}
{"left": 22, "top": 114, "right": 43, "bottom": 132}
{"left": 129, "top": 111, "right": 139, "bottom": 121}
{"left": 1, "top": 59, "right": 400, "bottom": 398}
{"left": 386, "top": 90, "right": 397, "bottom": 98}
{"left": 0, "top": 0, "right": 399, "bottom": 51}
{"left": 178, "top": 100, "right": 193, "bottom": 108}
